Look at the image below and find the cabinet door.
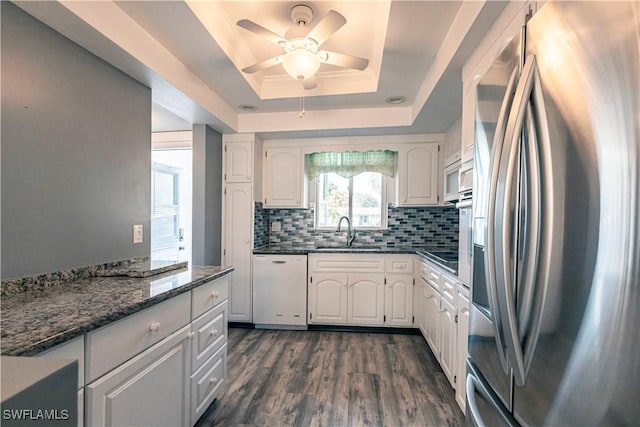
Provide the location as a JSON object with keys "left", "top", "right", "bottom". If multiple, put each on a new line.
{"left": 424, "top": 285, "right": 441, "bottom": 356}
{"left": 455, "top": 288, "right": 470, "bottom": 413}
{"left": 263, "top": 147, "right": 304, "bottom": 208}
{"left": 86, "top": 326, "right": 191, "bottom": 427}
{"left": 418, "top": 279, "right": 429, "bottom": 337}
{"left": 348, "top": 273, "right": 385, "bottom": 325}
{"left": 308, "top": 273, "right": 348, "bottom": 324}
{"left": 397, "top": 143, "right": 440, "bottom": 206}
{"left": 461, "top": 75, "right": 480, "bottom": 163}
{"left": 384, "top": 274, "right": 414, "bottom": 327}
{"left": 224, "top": 183, "right": 252, "bottom": 322}
{"left": 224, "top": 141, "right": 253, "bottom": 182}
{"left": 440, "top": 296, "right": 457, "bottom": 386}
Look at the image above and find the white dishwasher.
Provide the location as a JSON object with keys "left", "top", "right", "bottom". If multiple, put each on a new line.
{"left": 252, "top": 254, "right": 307, "bottom": 328}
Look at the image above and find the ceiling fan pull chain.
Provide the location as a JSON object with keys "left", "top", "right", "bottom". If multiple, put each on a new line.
{"left": 299, "top": 85, "right": 306, "bottom": 118}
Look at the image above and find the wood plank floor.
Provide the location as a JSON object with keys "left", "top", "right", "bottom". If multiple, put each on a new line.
{"left": 195, "top": 328, "right": 464, "bottom": 427}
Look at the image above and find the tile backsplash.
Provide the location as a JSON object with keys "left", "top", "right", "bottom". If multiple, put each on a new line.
{"left": 254, "top": 202, "right": 458, "bottom": 249}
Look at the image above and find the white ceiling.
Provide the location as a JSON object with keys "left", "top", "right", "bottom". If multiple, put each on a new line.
{"left": 15, "top": 1, "right": 508, "bottom": 140}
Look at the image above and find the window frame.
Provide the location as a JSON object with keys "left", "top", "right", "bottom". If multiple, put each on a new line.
{"left": 314, "top": 172, "right": 388, "bottom": 231}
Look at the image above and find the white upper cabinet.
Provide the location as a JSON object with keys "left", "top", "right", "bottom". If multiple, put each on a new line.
{"left": 224, "top": 141, "right": 253, "bottom": 182}
{"left": 444, "top": 118, "right": 462, "bottom": 167}
{"left": 396, "top": 143, "right": 440, "bottom": 206}
{"left": 460, "top": 75, "right": 480, "bottom": 164}
{"left": 263, "top": 146, "right": 307, "bottom": 208}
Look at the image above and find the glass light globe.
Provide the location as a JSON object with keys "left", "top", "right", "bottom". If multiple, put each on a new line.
{"left": 282, "top": 48, "right": 321, "bottom": 81}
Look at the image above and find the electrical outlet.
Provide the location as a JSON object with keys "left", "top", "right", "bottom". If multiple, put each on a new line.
{"left": 133, "top": 224, "right": 143, "bottom": 244}
{"left": 271, "top": 222, "right": 281, "bottom": 232}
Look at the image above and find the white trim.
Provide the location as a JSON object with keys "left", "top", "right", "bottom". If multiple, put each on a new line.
{"left": 152, "top": 131, "right": 193, "bottom": 150}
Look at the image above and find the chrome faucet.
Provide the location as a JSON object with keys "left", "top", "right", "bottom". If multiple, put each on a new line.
{"left": 337, "top": 216, "right": 356, "bottom": 247}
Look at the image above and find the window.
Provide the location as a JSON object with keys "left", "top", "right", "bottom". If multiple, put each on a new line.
{"left": 315, "top": 171, "right": 387, "bottom": 229}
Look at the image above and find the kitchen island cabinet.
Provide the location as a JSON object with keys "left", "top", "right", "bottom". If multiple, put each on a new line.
{"left": 1, "top": 264, "right": 232, "bottom": 427}
{"left": 86, "top": 325, "right": 192, "bottom": 427}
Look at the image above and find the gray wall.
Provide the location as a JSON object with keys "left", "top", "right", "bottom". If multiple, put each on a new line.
{"left": 192, "top": 124, "right": 222, "bottom": 265}
{"left": 1, "top": 3, "right": 152, "bottom": 279}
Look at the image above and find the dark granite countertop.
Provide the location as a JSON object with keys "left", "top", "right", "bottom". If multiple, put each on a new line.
{"left": 94, "top": 258, "right": 188, "bottom": 278}
{"left": 0, "top": 265, "right": 233, "bottom": 357}
{"left": 253, "top": 244, "right": 454, "bottom": 256}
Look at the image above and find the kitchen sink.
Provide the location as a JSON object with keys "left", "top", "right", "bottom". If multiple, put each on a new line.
{"left": 314, "top": 245, "right": 382, "bottom": 252}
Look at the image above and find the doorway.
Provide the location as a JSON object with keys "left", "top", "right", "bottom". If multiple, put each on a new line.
{"left": 151, "top": 131, "right": 192, "bottom": 262}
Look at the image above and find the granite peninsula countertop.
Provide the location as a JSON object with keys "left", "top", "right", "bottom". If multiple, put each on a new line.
{"left": 0, "top": 265, "right": 233, "bottom": 357}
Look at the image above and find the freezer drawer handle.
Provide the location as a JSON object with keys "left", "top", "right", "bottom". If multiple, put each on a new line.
{"left": 466, "top": 374, "right": 487, "bottom": 427}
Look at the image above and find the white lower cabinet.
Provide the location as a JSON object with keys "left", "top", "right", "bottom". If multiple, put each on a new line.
{"left": 190, "top": 344, "right": 227, "bottom": 424}
{"left": 417, "top": 257, "right": 471, "bottom": 413}
{"left": 86, "top": 325, "right": 192, "bottom": 427}
{"left": 348, "top": 273, "right": 385, "bottom": 325}
{"left": 423, "top": 283, "right": 441, "bottom": 353}
{"left": 308, "top": 254, "right": 414, "bottom": 327}
{"left": 309, "top": 273, "right": 349, "bottom": 324}
{"left": 83, "top": 274, "right": 230, "bottom": 427}
{"left": 439, "top": 296, "right": 457, "bottom": 385}
{"left": 455, "top": 285, "right": 470, "bottom": 414}
{"left": 385, "top": 274, "right": 414, "bottom": 327}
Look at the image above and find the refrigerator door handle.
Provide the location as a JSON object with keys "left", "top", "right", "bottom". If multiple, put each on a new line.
{"left": 485, "top": 66, "right": 520, "bottom": 374}
{"left": 517, "top": 103, "right": 541, "bottom": 351}
{"left": 499, "top": 55, "right": 539, "bottom": 387}
{"left": 520, "top": 62, "right": 553, "bottom": 378}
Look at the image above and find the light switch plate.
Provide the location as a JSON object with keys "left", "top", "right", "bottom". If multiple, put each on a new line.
{"left": 133, "top": 224, "right": 143, "bottom": 244}
{"left": 271, "top": 222, "right": 281, "bottom": 232}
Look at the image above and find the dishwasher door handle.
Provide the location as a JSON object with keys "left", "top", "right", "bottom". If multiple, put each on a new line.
{"left": 272, "top": 260, "right": 287, "bottom": 264}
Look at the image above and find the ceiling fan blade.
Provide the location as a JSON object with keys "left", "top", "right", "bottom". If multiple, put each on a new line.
{"left": 319, "top": 51, "right": 369, "bottom": 71}
{"left": 241, "top": 55, "right": 283, "bottom": 74}
{"left": 305, "top": 10, "right": 346, "bottom": 46}
{"left": 302, "top": 76, "right": 317, "bottom": 90}
{"left": 237, "top": 19, "right": 287, "bottom": 46}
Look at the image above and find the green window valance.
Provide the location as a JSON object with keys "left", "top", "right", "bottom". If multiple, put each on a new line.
{"left": 306, "top": 150, "right": 397, "bottom": 180}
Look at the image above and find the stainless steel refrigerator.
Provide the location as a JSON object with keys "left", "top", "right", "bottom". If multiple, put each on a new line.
{"left": 467, "top": 2, "right": 639, "bottom": 426}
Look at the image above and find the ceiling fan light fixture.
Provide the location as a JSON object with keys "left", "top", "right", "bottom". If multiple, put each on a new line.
{"left": 282, "top": 48, "right": 321, "bottom": 81}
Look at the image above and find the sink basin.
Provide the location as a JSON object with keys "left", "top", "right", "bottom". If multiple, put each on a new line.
{"left": 314, "top": 245, "right": 382, "bottom": 252}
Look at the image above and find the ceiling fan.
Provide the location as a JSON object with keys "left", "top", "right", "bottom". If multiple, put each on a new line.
{"left": 237, "top": 4, "right": 369, "bottom": 90}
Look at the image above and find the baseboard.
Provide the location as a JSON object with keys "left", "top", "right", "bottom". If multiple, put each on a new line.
{"left": 229, "top": 322, "right": 255, "bottom": 329}
{"left": 307, "top": 324, "right": 420, "bottom": 335}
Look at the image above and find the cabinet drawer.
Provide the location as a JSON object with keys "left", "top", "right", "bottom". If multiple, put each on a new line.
{"left": 191, "top": 344, "right": 227, "bottom": 424}
{"left": 86, "top": 292, "right": 191, "bottom": 382}
{"left": 191, "top": 300, "right": 227, "bottom": 373}
{"left": 385, "top": 257, "right": 414, "bottom": 273}
{"left": 422, "top": 264, "right": 441, "bottom": 290}
{"left": 192, "top": 275, "right": 229, "bottom": 320}
{"left": 441, "top": 274, "right": 457, "bottom": 305}
{"left": 309, "top": 254, "right": 384, "bottom": 273}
